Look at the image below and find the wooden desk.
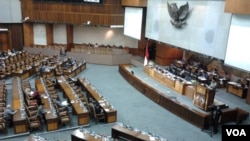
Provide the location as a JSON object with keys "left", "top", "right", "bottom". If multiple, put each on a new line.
{"left": 35, "top": 77, "right": 59, "bottom": 131}
{"left": 25, "top": 135, "right": 47, "bottom": 141}
{"left": 12, "top": 69, "right": 30, "bottom": 80}
{"left": 144, "top": 66, "right": 191, "bottom": 95}
{"left": 12, "top": 77, "right": 28, "bottom": 134}
{"left": 120, "top": 64, "right": 250, "bottom": 129}
{"left": 120, "top": 64, "right": 210, "bottom": 129}
{"left": 41, "top": 69, "right": 55, "bottom": 78}
{"left": 57, "top": 76, "right": 89, "bottom": 125}
{"left": 112, "top": 124, "right": 165, "bottom": 141}
{"left": 227, "top": 82, "right": 248, "bottom": 98}
{"left": 77, "top": 77, "right": 117, "bottom": 123}
{"left": 71, "top": 129, "right": 103, "bottom": 141}
{"left": 13, "top": 110, "right": 27, "bottom": 134}
{"left": 63, "top": 62, "right": 86, "bottom": 77}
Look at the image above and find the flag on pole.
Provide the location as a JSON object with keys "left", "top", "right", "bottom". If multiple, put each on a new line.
{"left": 144, "top": 42, "right": 149, "bottom": 66}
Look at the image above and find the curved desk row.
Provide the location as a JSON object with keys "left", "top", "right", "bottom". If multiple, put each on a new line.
{"left": 67, "top": 52, "right": 131, "bottom": 66}
{"left": 119, "top": 64, "right": 249, "bottom": 129}
{"left": 77, "top": 77, "right": 117, "bottom": 123}
{"left": 57, "top": 76, "right": 90, "bottom": 126}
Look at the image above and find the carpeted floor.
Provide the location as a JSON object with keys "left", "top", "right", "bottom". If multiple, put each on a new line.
{"left": 1, "top": 62, "right": 249, "bottom": 141}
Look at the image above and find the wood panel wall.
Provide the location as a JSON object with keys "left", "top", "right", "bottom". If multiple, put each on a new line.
{"left": 137, "top": 8, "right": 148, "bottom": 57}
{"left": 155, "top": 43, "right": 183, "bottom": 66}
{"left": 121, "top": 0, "right": 147, "bottom": 7}
{"left": 225, "top": 0, "right": 250, "bottom": 14}
{"left": 0, "top": 24, "right": 24, "bottom": 51}
{"left": 0, "top": 32, "right": 8, "bottom": 51}
{"left": 66, "top": 25, "right": 73, "bottom": 51}
{"left": 23, "top": 23, "right": 34, "bottom": 47}
{"left": 21, "top": 0, "right": 124, "bottom": 25}
{"left": 46, "top": 24, "right": 53, "bottom": 46}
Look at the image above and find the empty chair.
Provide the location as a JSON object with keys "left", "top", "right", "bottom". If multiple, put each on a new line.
{"left": 25, "top": 104, "right": 38, "bottom": 117}
{"left": 0, "top": 118, "right": 7, "bottom": 133}
{"left": 26, "top": 115, "right": 41, "bottom": 132}
{"left": 89, "top": 104, "right": 105, "bottom": 124}
{"left": 54, "top": 104, "right": 71, "bottom": 127}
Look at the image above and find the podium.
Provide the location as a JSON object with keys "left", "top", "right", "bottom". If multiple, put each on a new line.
{"left": 193, "top": 84, "right": 215, "bottom": 111}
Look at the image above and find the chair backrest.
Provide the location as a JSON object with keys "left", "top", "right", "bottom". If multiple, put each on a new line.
{"left": 91, "top": 104, "right": 104, "bottom": 117}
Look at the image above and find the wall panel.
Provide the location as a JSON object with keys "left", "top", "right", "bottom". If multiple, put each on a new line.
{"left": 225, "top": 0, "right": 250, "bottom": 14}
{"left": 23, "top": 23, "right": 34, "bottom": 47}
{"left": 21, "top": 0, "right": 124, "bottom": 25}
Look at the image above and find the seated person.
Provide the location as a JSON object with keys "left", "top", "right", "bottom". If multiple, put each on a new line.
{"left": 240, "top": 78, "right": 248, "bottom": 88}
{"left": 201, "top": 71, "right": 208, "bottom": 79}
{"left": 11, "top": 48, "right": 16, "bottom": 53}
{"left": 7, "top": 49, "right": 12, "bottom": 55}
{"left": 37, "top": 103, "right": 47, "bottom": 123}
{"left": 179, "top": 69, "right": 186, "bottom": 78}
{"left": 39, "top": 64, "right": 47, "bottom": 74}
{"left": 184, "top": 74, "right": 192, "bottom": 81}
{"left": 0, "top": 60, "right": 5, "bottom": 67}
{"left": 94, "top": 43, "right": 99, "bottom": 48}
{"left": 33, "top": 91, "right": 42, "bottom": 106}
{"left": 95, "top": 104, "right": 103, "bottom": 114}
{"left": 69, "top": 58, "right": 76, "bottom": 66}
{"left": 3, "top": 105, "right": 17, "bottom": 127}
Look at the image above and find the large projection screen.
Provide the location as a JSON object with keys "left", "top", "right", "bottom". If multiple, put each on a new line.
{"left": 225, "top": 15, "right": 250, "bottom": 72}
{"left": 0, "top": 0, "right": 22, "bottom": 23}
{"left": 145, "top": 0, "right": 231, "bottom": 60}
{"left": 124, "top": 7, "right": 143, "bottom": 40}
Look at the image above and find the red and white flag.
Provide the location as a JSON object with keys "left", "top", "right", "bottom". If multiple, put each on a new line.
{"left": 144, "top": 42, "right": 149, "bottom": 66}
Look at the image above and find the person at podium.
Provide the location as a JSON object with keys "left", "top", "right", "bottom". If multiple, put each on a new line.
{"left": 208, "top": 79, "right": 217, "bottom": 89}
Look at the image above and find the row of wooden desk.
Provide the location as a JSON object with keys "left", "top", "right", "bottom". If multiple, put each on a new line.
{"left": 12, "top": 77, "right": 28, "bottom": 134}
{"left": 119, "top": 64, "right": 249, "bottom": 129}
{"left": 35, "top": 77, "right": 59, "bottom": 131}
{"left": 57, "top": 76, "right": 90, "bottom": 126}
{"left": 71, "top": 124, "right": 167, "bottom": 141}
{"left": 63, "top": 62, "right": 86, "bottom": 77}
{"left": 77, "top": 77, "right": 117, "bottom": 123}
{"left": 144, "top": 66, "right": 216, "bottom": 111}
{"left": 41, "top": 61, "right": 86, "bottom": 79}
{"left": 226, "top": 81, "right": 248, "bottom": 98}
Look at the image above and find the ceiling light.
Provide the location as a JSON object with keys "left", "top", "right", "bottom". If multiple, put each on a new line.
{"left": 110, "top": 25, "right": 124, "bottom": 28}
{"left": 0, "top": 28, "right": 8, "bottom": 32}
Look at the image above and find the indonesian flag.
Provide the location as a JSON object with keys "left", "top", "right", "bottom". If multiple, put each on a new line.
{"left": 144, "top": 42, "right": 149, "bottom": 66}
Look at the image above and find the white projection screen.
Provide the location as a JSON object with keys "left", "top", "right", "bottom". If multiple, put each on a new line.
{"left": 124, "top": 7, "right": 143, "bottom": 40}
{"left": 145, "top": 0, "right": 231, "bottom": 60}
{"left": 0, "top": 0, "right": 22, "bottom": 23}
{"left": 225, "top": 14, "right": 250, "bottom": 72}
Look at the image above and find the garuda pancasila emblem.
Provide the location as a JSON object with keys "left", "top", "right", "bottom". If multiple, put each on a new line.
{"left": 167, "top": 2, "right": 189, "bottom": 28}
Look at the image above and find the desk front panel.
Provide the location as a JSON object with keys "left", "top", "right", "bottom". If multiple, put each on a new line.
{"left": 227, "top": 84, "right": 247, "bottom": 98}
{"left": 46, "top": 117, "right": 58, "bottom": 131}
{"left": 106, "top": 110, "right": 117, "bottom": 123}
{"left": 13, "top": 110, "right": 28, "bottom": 134}
{"left": 78, "top": 77, "right": 117, "bottom": 123}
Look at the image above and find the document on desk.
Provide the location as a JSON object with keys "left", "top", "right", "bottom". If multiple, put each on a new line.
{"left": 61, "top": 101, "right": 68, "bottom": 106}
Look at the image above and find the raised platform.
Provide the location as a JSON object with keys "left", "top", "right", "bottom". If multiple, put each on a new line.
{"left": 119, "top": 64, "right": 249, "bottom": 129}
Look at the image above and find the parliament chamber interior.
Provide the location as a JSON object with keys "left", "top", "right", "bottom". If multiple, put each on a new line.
{"left": 0, "top": 0, "right": 250, "bottom": 141}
